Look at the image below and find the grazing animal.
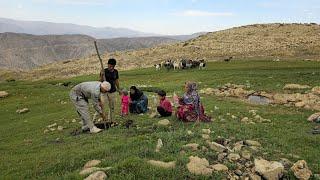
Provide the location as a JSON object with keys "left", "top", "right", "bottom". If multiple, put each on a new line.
{"left": 224, "top": 56, "right": 233, "bottom": 62}
{"left": 199, "top": 60, "right": 206, "bottom": 70}
{"left": 173, "top": 61, "right": 180, "bottom": 70}
{"left": 154, "top": 64, "right": 161, "bottom": 71}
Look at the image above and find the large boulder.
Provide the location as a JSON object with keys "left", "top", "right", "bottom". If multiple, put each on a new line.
{"left": 254, "top": 158, "right": 284, "bottom": 180}
{"left": 291, "top": 160, "right": 312, "bottom": 180}
{"left": 0, "top": 91, "right": 9, "bottom": 98}
{"left": 186, "top": 156, "right": 212, "bottom": 176}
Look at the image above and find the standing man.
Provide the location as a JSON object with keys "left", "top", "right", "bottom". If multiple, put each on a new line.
{"left": 70, "top": 81, "right": 111, "bottom": 133}
{"left": 99, "top": 58, "right": 120, "bottom": 123}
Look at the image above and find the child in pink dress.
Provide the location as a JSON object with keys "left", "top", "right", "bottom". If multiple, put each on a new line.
{"left": 121, "top": 89, "right": 129, "bottom": 116}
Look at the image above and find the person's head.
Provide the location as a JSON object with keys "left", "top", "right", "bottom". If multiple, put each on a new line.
{"left": 130, "top": 86, "right": 137, "bottom": 94}
{"left": 107, "top": 58, "right": 116, "bottom": 71}
{"left": 184, "top": 81, "right": 197, "bottom": 94}
{"left": 157, "top": 90, "right": 166, "bottom": 100}
{"left": 100, "top": 81, "right": 111, "bottom": 93}
{"left": 121, "top": 89, "right": 128, "bottom": 96}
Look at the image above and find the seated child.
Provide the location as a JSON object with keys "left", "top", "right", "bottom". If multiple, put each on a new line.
{"left": 121, "top": 89, "right": 129, "bottom": 116}
{"left": 156, "top": 90, "right": 172, "bottom": 117}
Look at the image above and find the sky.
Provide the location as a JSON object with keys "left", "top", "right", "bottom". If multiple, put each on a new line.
{"left": 0, "top": 0, "right": 319, "bottom": 35}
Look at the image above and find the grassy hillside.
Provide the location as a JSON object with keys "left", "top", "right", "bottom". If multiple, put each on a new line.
{"left": 0, "top": 60, "right": 319, "bottom": 179}
{"left": 14, "top": 23, "right": 320, "bottom": 81}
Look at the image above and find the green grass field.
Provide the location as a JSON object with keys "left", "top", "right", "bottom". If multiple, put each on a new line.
{"left": 1, "top": 60, "right": 320, "bottom": 179}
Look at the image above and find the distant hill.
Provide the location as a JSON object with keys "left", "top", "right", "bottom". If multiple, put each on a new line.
{"left": 15, "top": 23, "right": 320, "bottom": 81}
{"left": 0, "top": 32, "right": 181, "bottom": 70}
{"left": 0, "top": 17, "right": 157, "bottom": 39}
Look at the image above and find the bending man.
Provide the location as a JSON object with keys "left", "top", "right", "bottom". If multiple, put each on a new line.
{"left": 70, "top": 81, "right": 111, "bottom": 133}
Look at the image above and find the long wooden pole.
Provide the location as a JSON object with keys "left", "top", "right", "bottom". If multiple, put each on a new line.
{"left": 94, "top": 41, "right": 106, "bottom": 81}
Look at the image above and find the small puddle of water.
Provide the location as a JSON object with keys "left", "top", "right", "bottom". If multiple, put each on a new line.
{"left": 248, "top": 95, "right": 271, "bottom": 105}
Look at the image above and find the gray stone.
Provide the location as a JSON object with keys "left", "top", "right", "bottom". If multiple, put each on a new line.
{"left": 84, "top": 160, "right": 101, "bottom": 169}
{"left": 16, "top": 108, "right": 29, "bottom": 114}
{"left": 158, "top": 119, "right": 170, "bottom": 126}
{"left": 183, "top": 143, "right": 199, "bottom": 151}
{"left": 245, "top": 140, "right": 261, "bottom": 147}
{"left": 148, "top": 160, "right": 176, "bottom": 169}
{"left": 211, "top": 164, "right": 229, "bottom": 172}
{"left": 228, "top": 153, "right": 241, "bottom": 161}
{"left": 207, "top": 141, "right": 226, "bottom": 152}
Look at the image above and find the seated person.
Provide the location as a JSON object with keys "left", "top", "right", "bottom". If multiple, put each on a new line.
{"left": 129, "top": 86, "right": 148, "bottom": 114}
{"left": 176, "top": 81, "right": 211, "bottom": 122}
{"left": 156, "top": 90, "right": 172, "bottom": 117}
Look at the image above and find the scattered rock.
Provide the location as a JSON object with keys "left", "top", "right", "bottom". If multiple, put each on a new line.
{"left": 84, "top": 160, "right": 101, "bottom": 169}
{"left": 228, "top": 153, "right": 241, "bottom": 161}
{"left": 183, "top": 143, "right": 199, "bottom": 151}
{"left": 0, "top": 91, "right": 9, "bottom": 98}
{"left": 49, "top": 128, "right": 56, "bottom": 131}
{"left": 187, "top": 130, "right": 193, "bottom": 135}
{"left": 217, "top": 153, "right": 228, "bottom": 161}
{"left": 43, "top": 129, "right": 49, "bottom": 134}
{"left": 72, "top": 119, "right": 77, "bottom": 123}
{"left": 206, "top": 141, "right": 227, "bottom": 152}
{"left": 158, "top": 119, "right": 170, "bottom": 126}
{"left": 57, "top": 126, "right": 64, "bottom": 131}
{"left": 84, "top": 171, "right": 106, "bottom": 180}
{"left": 307, "top": 112, "right": 320, "bottom": 122}
{"left": 155, "top": 139, "right": 163, "bottom": 152}
{"left": 241, "top": 117, "right": 250, "bottom": 123}
{"left": 16, "top": 108, "right": 29, "bottom": 114}
{"left": 202, "top": 129, "right": 211, "bottom": 134}
{"left": 249, "top": 173, "right": 262, "bottom": 180}
{"left": 241, "top": 150, "right": 252, "bottom": 160}
{"left": 254, "top": 158, "right": 284, "bottom": 180}
{"left": 211, "top": 164, "right": 229, "bottom": 172}
{"left": 147, "top": 160, "right": 176, "bottom": 169}
{"left": 279, "top": 158, "right": 293, "bottom": 170}
{"left": 291, "top": 160, "right": 312, "bottom": 180}
{"left": 186, "top": 156, "right": 212, "bottom": 176}
{"left": 233, "top": 141, "right": 244, "bottom": 152}
{"left": 201, "top": 146, "right": 208, "bottom": 152}
{"left": 312, "top": 86, "right": 320, "bottom": 95}
{"left": 245, "top": 140, "right": 261, "bottom": 147}
{"left": 149, "top": 112, "right": 157, "bottom": 118}
{"left": 47, "top": 123, "right": 57, "bottom": 128}
{"left": 202, "top": 134, "right": 210, "bottom": 140}
{"left": 79, "top": 167, "right": 111, "bottom": 176}
{"left": 235, "top": 169, "right": 243, "bottom": 176}
{"left": 283, "top": 84, "right": 311, "bottom": 90}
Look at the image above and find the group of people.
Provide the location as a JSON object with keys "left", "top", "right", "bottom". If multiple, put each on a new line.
{"left": 69, "top": 58, "right": 211, "bottom": 133}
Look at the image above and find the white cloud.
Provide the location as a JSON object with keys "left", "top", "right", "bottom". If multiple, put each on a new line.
{"left": 32, "top": 0, "right": 112, "bottom": 6}
{"left": 171, "top": 10, "right": 233, "bottom": 17}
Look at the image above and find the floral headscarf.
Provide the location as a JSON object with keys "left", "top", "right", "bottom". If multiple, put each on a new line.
{"left": 183, "top": 81, "right": 201, "bottom": 115}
